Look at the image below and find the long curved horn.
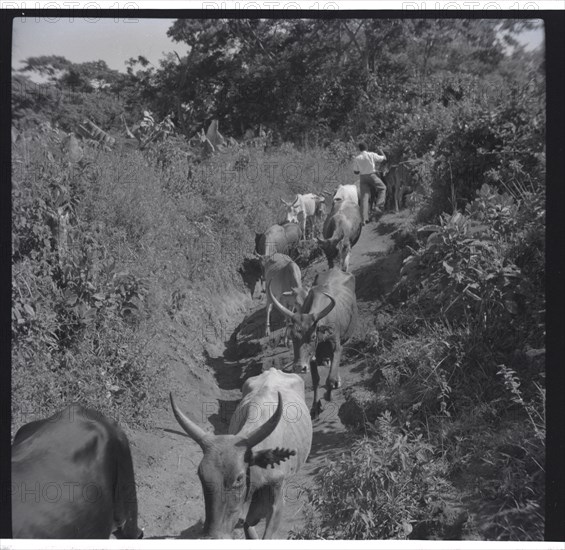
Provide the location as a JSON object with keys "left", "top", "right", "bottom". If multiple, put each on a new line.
{"left": 315, "top": 292, "right": 336, "bottom": 322}
{"left": 241, "top": 392, "right": 284, "bottom": 449}
{"left": 170, "top": 393, "right": 211, "bottom": 450}
{"left": 316, "top": 237, "right": 329, "bottom": 249}
{"left": 268, "top": 281, "right": 294, "bottom": 319}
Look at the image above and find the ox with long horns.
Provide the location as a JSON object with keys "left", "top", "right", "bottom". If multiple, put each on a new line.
{"left": 170, "top": 368, "right": 312, "bottom": 539}
{"left": 269, "top": 268, "right": 358, "bottom": 418}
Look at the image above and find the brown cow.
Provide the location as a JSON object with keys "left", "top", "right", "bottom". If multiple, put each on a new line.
{"left": 383, "top": 162, "right": 420, "bottom": 212}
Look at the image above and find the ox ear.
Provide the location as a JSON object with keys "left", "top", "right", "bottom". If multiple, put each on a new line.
{"left": 280, "top": 198, "right": 290, "bottom": 206}
{"left": 247, "top": 447, "right": 297, "bottom": 469}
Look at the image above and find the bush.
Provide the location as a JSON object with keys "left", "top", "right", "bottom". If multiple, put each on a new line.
{"left": 335, "top": 180, "right": 546, "bottom": 540}
{"left": 395, "top": 183, "right": 543, "bottom": 353}
{"left": 12, "top": 129, "right": 158, "bottom": 431}
{"left": 291, "top": 412, "right": 459, "bottom": 540}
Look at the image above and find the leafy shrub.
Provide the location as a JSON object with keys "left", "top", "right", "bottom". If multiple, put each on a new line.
{"left": 291, "top": 412, "right": 459, "bottom": 540}
{"left": 426, "top": 87, "right": 544, "bottom": 219}
{"left": 396, "top": 210, "right": 524, "bottom": 340}
{"left": 12, "top": 128, "right": 158, "bottom": 431}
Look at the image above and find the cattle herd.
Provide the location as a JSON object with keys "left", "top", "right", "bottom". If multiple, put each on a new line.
{"left": 11, "top": 184, "right": 374, "bottom": 539}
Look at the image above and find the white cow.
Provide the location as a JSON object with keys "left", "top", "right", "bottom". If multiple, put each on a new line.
{"left": 171, "top": 368, "right": 312, "bottom": 539}
{"left": 330, "top": 183, "right": 359, "bottom": 205}
{"left": 281, "top": 193, "right": 326, "bottom": 240}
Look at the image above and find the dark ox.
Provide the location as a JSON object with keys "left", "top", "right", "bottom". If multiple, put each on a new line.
{"left": 269, "top": 268, "right": 358, "bottom": 418}
{"left": 11, "top": 405, "right": 143, "bottom": 539}
{"left": 171, "top": 368, "right": 312, "bottom": 539}
{"left": 383, "top": 163, "right": 420, "bottom": 212}
{"left": 316, "top": 199, "right": 362, "bottom": 272}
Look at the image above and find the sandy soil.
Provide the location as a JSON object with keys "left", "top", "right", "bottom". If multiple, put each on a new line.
{"left": 130, "top": 211, "right": 411, "bottom": 539}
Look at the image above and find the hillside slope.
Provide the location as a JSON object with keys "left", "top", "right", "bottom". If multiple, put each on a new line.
{"left": 130, "top": 211, "right": 412, "bottom": 539}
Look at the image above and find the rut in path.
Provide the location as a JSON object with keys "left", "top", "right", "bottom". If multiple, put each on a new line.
{"left": 130, "top": 211, "right": 410, "bottom": 539}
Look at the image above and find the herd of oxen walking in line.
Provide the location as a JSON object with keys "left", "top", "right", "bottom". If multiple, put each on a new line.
{"left": 11, "top": 169, "right": 413, "bottom": 539}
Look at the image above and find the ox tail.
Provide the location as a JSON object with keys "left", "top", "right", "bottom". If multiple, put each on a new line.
{"left": 113, "top": 431, "right": 143, "bottom": 539}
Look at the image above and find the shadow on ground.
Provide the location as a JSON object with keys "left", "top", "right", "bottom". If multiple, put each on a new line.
{"left": 353, "top": 249, "right": 404, "bottom": 301}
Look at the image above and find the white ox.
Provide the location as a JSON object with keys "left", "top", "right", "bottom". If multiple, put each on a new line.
{"left": 281, "top": 193, "right": 326, "bottom": 240}
{"left": 328, "top": 183, "right": 359, "bottom": 205}
{"left": 317, "top": 199, "right": 362, "bottom": 272}
{"left": 171, "top": 368, "right": 312, "bottom": 539}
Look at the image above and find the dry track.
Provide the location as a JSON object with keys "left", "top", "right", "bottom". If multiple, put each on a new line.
{"left": 130, "top": 211, "right": 412, "bottom": 539}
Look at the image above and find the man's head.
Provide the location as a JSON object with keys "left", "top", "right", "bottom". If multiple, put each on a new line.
{"left": 358, "top": 142, "right": 367, "bottom": 152}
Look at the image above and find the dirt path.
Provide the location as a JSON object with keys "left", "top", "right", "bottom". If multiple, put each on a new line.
{"left": 130, "top": 211, "right": 411, "bottom": 539}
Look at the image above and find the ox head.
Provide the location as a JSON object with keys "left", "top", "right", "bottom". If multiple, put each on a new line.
{"left": 281, "top": 195, "right": 301, "bottom": 224}
{"left": 170, "top": 392, "right": 294, "bottom": 539}
{"left": 269, "top": 283, "right": 336, "bottom": 373}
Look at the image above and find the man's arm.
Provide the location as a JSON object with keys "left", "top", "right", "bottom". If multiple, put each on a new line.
{"left": 353, "top": 158, "right": 360, "bottom": 175}
{"left": 371, "top": 151, "right": 387, "bottom": 163}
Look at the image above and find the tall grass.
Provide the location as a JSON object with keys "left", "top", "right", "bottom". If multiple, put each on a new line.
{"left": 11, "top": 129, "right": 352, "bottom": 433}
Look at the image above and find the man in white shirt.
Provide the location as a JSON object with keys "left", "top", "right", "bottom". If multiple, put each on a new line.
{"left": 353, "top": 142, "right": 387, "bottom": 224}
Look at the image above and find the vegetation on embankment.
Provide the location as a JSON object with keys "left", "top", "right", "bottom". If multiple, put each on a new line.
{"left": 11, "top": 133, "right": 352, "bottom": 432}
{"left": 292, "top": 185, "right": 545, "bottom": 541}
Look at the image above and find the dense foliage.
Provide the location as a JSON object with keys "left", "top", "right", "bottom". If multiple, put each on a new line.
{"left": 296, "top": 183, "right": 545, "bottom": 539}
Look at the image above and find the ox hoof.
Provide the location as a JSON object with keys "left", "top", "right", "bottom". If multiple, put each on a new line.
{"left": 327, "top": 377, "right": 341, "bottom": 390}
{"left": 310, "top": 401, "right": 323, "bottom": 419}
